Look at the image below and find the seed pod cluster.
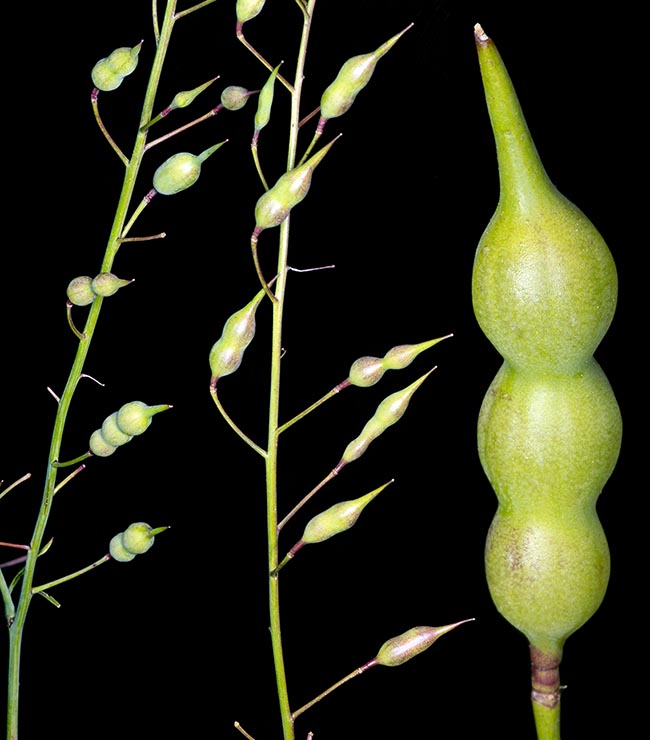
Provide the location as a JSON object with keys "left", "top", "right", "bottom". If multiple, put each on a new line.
{"left": 66, "top": 273, "right": 133, "bottom": 306}
{"left": 472, "top": 25, "right": 621, "bottom": 721}
{"left": 91, "top": 43, "right": 142, "bottom": 92}
{"left": 153, "top": 142, "right": 226, "bottom": 196}
{"left": 89, "top": 401, "right": 171, "bottom": 457}
{"left": 109, "top": 522, "right": 167, "bottom": 563}
{"left": 209, "top": 287, "right": 265, "bottom": 383}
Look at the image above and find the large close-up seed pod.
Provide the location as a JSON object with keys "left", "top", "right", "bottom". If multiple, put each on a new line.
{"left": 472, "top": 23, "right": 622, "bottom": 739}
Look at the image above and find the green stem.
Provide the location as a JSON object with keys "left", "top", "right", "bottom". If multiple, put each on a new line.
{"left": 267, "top": 3, "right": 318, "bottom": 739}
{"left": 277, "top": 384, "right": 345, "bottom": 434}
{"left": 32, "top": 554, "right": 111, "bottom": 594}
{"left": 210, "top": 385, "right": 267, "bottom": 458}
{"left": 532, "top": 701, "right": 561, "bottom": 740}
{"left": 5, "top": 3, "right": 180, "bottom": 737}
{"left": 292, "top": 665, "right": 369, "bottom": 720}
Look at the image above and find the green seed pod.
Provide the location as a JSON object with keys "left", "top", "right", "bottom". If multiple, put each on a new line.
{"left": 374, "top": 621, "right": 473, "bottom": 667}
{"left": 302, "top": 481, "right": 390, "bottom": 545}
{"left": 171, "top": 77, "right": 216, "bottom": 110}
{"left": 236, "top": 0, "right": 266, "bottom": 25}
{"left": 116, "top": 401, "right": 171, "bottom": 436}
{"left": 255, "top": 65, "right": 280, "bottom": 133}
{"left": 320, "top": 25, "right": 412, "bottom": 121}
{"left": 89, "top": 429, "right": 118, "bottom": 458}
{"left": 254, "top": 138, "right": 337, "bottom": 233}
{"left": 348, "top": 335, "right": 451, "bottom": 388}
{"left": 221, "top": 85, "right": 251, "bottom": 111}
{"left": 91, "top": 43, "right": 142, "bottom": 91}
{"left": 91, "top": 60, "right": 123, "bottom": 92}
{"left": 472, "top": 25, "right": 621, "bottom": 726}
{"left": 67, "top": 276, "right": 95, "bottom": 306}
{"left": 153, "top": 142, "right": 226, "bottom": 195}
{"left": 109, "top": 533, "right": 136, "bottom": 562}
{"left": 106, "top": 44, "right": 141, "bottom": 77}
{"left": 100, "top": 412, "right": 133, "bottom": 447}
{"left": 209, "top": 287, "right": 265, "bottom": 381}
{"left": 121, "top": 522, "right": 155, "bottom": 555}
{"left": 91, "top": 272, "right": 133, "bottom": 297}
{"left": 342, "top": 369, "right": 434, "bottom": 464}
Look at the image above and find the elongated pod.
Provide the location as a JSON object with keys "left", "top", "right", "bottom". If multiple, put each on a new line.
{"left": 472, "top": 23, "right": 622, "bottom": 739}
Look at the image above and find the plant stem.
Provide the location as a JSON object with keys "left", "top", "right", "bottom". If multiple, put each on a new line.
{"left": 266, "top": 3, "right": 318, "bottom": 739}
{"left": 5, "top": 3, "right": 179, "bottom": 737}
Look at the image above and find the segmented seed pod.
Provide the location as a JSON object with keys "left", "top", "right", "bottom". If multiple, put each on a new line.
{"left": 209, "top": 287, "right": 265, "bottom": 381}
{"left": 221, "top": 85, "right": 251, "bottom": 111}
{"left": 91, "top": 43, "right": 142, "bottom": 91}
{"left": 116, "top": 401, "right": 171, "bottom": 436}
{"left": 67, "top": 276, "right": 95, "bottom": 306}
{"left": 342, "top": 369, "right": 434, "bottom": 464}
{"left": 348, "top": 336, "right": 451, "bottom": 388}
{"left": 374, "top": 622, "right": 473, "bottom": 667}
{"left": 89, "top": 429, "right": 118, "bottom": 458}
{"left": 109, "top": 533, "right": 136, "bottom": 562}
{"left": 319, "top": 25, "right": 412, "bottom": 121}
{"left": 254, "top": 138, "right": 337, "bottom": 233}
{"left": 91, "top": 272, "right": 133, "bottom": 297}
{"left": 153, "top": 142, "right": 226, "bottom": 195}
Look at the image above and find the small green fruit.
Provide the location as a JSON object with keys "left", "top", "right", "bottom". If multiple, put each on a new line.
{"left": 67, "top": 276, "right": 95, "bottom": 306}
{"left": 116, "top": 401, "right": 170, "bottom": 436}
{"left": 122, "top": 522, "right": 155, "bottom": 554}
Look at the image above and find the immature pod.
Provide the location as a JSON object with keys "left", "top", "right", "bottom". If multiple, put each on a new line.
{"left": 319, "top": 25, "right": 412, "bottom": 123}
{"left": 109, "top": 523, "right": 168, "bottom": 562}
{"left": 348, "top": 335, "right": 451, "bottom": 388}
{"left": 209, "top": 286, "right": 266, "bottom": 382}
{"left": 341, "top": 369, "right": 434, "bottom": 465}
{"left": 303, "top": 481, "right": 390, "bottom": 544}
{"left": 253, "top": 137, "right": 338, "bottom": 235}
{"left": 373, "top": 621, "right": 474, "bottom": 668}
{"left": 153, "top": 142, "right": 226, "bottom": 195}
{"left": 473, "top": 24, "right": 621, "bottom": 732}
{"left": 254, "top": 65, "right": 280, "bottom": 135}
{"left": 91, "top": 43, "right": 142, "bottom": 92}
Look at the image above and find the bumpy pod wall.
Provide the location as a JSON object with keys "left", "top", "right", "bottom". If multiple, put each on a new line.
{"left": 472, "top": 25, "right": 622, "bottom": 736}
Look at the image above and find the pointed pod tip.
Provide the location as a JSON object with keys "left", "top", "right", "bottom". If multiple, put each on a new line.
{"left": 474, "top": 23, "right": 490, "bottom": 45}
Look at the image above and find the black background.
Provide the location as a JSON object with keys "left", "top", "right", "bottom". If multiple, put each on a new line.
{"left": 3, "top": 1, "right": 641, "bottom": 738}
